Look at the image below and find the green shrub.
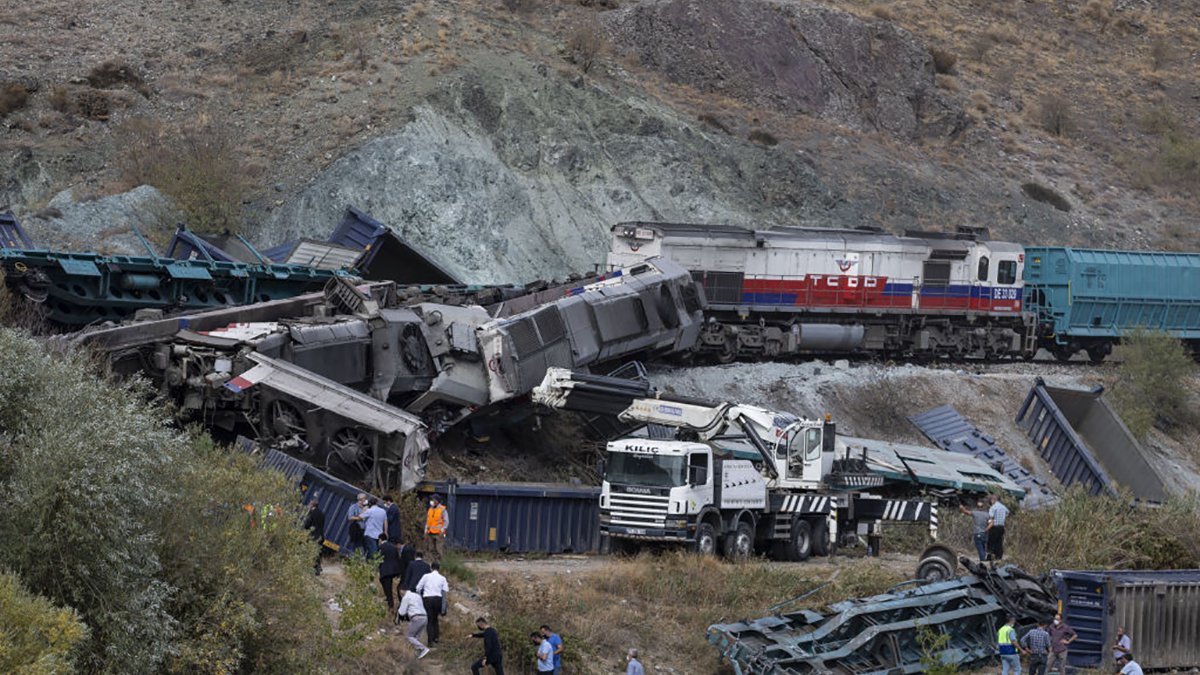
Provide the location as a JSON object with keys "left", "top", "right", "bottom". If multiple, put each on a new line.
{"left": 1110, "top": 327, "right": 1196, "bottom": 439}
{"left": 0, "top": 329, "right": 332, "bottom": 672}
{"left": 0, "top": 571, "right": 88, "bottom": 674}
{"left": 118, "top": 117, "right": 250, "bottom": 235}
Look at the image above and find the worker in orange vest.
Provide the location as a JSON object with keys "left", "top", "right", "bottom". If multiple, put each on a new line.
{"left": 424, "top": 494, "right": 448, "bottom": 561}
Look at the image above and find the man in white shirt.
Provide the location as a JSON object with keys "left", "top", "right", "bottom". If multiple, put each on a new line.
{"left": 986, "top": 493, "right": 1010, "bottom": 561}
{"left": 415, "top": 562, "right": 449, "bottom": 645}
{"left": 1117, "top": 654, "right": 1143, "bottom": 675}
{"left": 396, "top": 585, "right": 430, "bottom": 659}
{"left": 1112, "top": 626, "right": 1132, "bottom": 663}
{"left": 532, "top": 632, "right": 555, "bottom": 673}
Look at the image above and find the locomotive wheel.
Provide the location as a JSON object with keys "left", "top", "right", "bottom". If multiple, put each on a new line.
{"left": 266, "top": 399, "right": 306, "bottom": 437}
{"left": 1086, "top": 344, "right": 1111, "bottom": 364}
{"left": 327, "top": 427, "right": 375, "bottom": 479}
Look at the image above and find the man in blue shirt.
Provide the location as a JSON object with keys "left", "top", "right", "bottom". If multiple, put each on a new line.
{"left": 362, "top": 497, "right": 388, "bottom": 557}
{"left": 346, "top": 493, "right": 367, "bottom": 556}
{"left": 626, "top": 648, "right": 644, "bottom": 675}
{"left": 540, "top": 624, "right": 564, "bottom": 674}
{"left": 532, "top": 632, "right": 555, "bottom": 673}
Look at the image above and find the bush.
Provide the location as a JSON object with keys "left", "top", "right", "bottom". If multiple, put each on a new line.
{"left": 565, "top": 22, "right": 605, "bottom": 74}
{"left": 748, "top": 128, "right": 779, "bottom": 147}
{"left": 1110, "top": 327, "right": 1196, "bottom": 439}
{"left": 118, "top": 117, "right": 251, "bottom": 234}
{"left": 929, "top": 47, "right": 957, "bottom": 75}
{"left": 1036, "top": 93, "right": 1075, "bottom": 137}
{"left": 0, "top": 82, "right": 29, "bottom": 116}
{"left": 1007, "top": 487, "right": 1200, "bottom": 573}
{"left": 0, "top": 571, "right": 88, "bottom": 673}
{"left": 0, "top": 329, "right": 332, "bottom": 672}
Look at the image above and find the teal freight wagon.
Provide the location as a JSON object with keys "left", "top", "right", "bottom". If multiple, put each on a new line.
{"left": 1024, "top": 246, "right": 1200, "bottom": 361}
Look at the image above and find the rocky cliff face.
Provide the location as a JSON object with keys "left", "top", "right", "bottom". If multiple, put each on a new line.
{"left": 261, "top": 56, "right": 844, "bottom": 283}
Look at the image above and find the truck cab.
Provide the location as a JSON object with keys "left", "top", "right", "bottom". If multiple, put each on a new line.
{"left": 599, "top": 439, "right": 723, "bottom": 545}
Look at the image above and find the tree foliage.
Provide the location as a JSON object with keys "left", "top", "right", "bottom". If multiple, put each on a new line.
{"left": 0, "top": 329, "right": 331, "bottom": 673}
{"left": 1110, "top": 327, "right": 1196, "bottom": 439}
{"left": 0, "top": 571, "right": 88, "bottom": 674}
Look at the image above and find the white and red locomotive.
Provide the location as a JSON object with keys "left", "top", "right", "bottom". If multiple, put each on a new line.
{"left": 608, "top": 223, "right": 1034, "bottom": 359}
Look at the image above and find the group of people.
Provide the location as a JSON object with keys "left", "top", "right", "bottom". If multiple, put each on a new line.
{"left": 958, "top": 493, "right": 1009, "bottom": 562}
{"left": 998, "top": 614, "right": 1139, "bottom": 675}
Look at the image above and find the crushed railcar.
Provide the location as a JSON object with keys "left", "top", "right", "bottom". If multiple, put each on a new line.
{"left": 707, "top": 557, "right": 1057, "bottom": 674}
{"left": 77, "top": 258, "right": 705, "bottom": 491}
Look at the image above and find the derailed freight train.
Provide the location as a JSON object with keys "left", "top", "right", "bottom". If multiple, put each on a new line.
{"left": 609, "top": 223, "right": 1200, "bottom": 362}
{"left": 76, "top": 259, "right": 704, "bottom": 490}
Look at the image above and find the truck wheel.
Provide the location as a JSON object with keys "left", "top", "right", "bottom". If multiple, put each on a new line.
{"left": 695, "top": 522, "right": 718, "bottom": 557}
{"left": 789, "top": 519, "right": 812, "bottom": 562}
{"left": 723, "top": 522, "right": 754, "bottom": 561}
{"left": 810, "top": 519, "right": 830, "bottom": 557}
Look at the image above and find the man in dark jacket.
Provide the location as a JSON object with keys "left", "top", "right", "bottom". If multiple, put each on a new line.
{"left": 469, "top": 616, "right": 504, "bottom": 675}
{"left": 302, "top": 499, "right": 325, "bottom": 575}
{"left": 398, "top": 540, "right": 416, "bottom": 584}
{"left": 403, "top": 551, "right": 432, "bottom": 593}
{"left": 383, "top": 495, "right": 402, "bottom": 544}
{"left": 377, "top": 535, "right": 403, "bottom": 610}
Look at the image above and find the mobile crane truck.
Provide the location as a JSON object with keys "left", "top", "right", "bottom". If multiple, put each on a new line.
{"left": 532, "top": 368, "right": 984, "bottom": 561}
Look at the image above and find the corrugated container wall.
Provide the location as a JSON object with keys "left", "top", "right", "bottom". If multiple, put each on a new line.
{"left": 418, "top": 481, "right": 601, "bottom": 554}
{"left": 1055, "top": 569, "right": 1200, "bottom": 670}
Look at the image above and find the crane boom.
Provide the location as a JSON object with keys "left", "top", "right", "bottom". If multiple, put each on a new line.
{"left": 532, "top": 367, "right": 826, "bottom": 478}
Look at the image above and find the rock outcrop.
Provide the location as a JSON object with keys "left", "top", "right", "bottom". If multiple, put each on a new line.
{"left": 604, "top": 0, "right": 964, "bottom": 139}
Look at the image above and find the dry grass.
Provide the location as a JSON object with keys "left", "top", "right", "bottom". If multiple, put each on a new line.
{"left": 449, "top": 555, "right": 903, "bottom": 674}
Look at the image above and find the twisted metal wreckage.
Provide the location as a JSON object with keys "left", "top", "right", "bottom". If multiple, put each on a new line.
{"left": 71, "top": 258, "right": 705, "bottom": 491}
{"left": 707, "top": 556, "right": 1059, "bottom": 675}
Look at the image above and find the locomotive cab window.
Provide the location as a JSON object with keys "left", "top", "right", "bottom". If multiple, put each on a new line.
{"left": 977, "top": 256, "right": 990, "bottom": 282}
{"left": 997, "top": 260, "right": 1017, "bottom": 285}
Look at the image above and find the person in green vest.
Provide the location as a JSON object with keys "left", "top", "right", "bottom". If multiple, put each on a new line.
{"left": 999, "top": 616, "right": 1021, "bottom": 675}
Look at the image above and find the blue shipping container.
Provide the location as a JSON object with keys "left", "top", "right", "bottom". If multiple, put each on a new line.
{"left": 1054, "top": 569, "right": 1200, "bottom": 670}
{"left": 240, "top": 437, "right": 376, "bottom": 554}
{"left": 417, "top": 480, "right": 601, "bottom": 554}
{"left": 1024, "top": 246, "right": 1200, "bottom": 341}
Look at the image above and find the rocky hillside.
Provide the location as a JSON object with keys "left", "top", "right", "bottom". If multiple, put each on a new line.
{"left": 1, "top": 0, "right": 1197, "bottom": 281}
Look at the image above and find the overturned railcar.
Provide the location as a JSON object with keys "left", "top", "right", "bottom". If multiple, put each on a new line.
{"left": 77, "top": 259, "right": 704, "bottom": 491}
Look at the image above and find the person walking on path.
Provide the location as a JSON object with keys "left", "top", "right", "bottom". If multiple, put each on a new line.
{"left": 383, "top": 495, "right": 402, "bottom": 544}
{"left": 346, "top": 493, "right": 367, "bottom": 557}
{"left": 1046, "top": 613, "right": 1077, "bottom": 674}
{"left": 403, "top": 550, "right": 432, "bottom": 595}
{"left": 987, "top": 494, "right": 1009, "bottom": 561}
{"left": 425, "top": 494, "right": 448, "bottom": 561}
{"left": 469, "top": 617, "right": 505, "bottom": 675}
{"left": 999, "top": 616, "right": 1021, "bottom": 675}
{"left": 532, "top": 632, "right": 555, "bottom": 673}
{"left": 625, "top": 648, "right": 644, "bottom": 675}
{"left": 1112, "top": 626, "right": 1132, "bottom": 663}
{"left": 378, "top": 535, "right": 402, "bottom": 612}
{"left": 540, "top": 625, "right": 564, "bottom": 675}
{"left": 398, "top": 539, "right": 416, "bottom": 584}
{"left": 416, "top": 562, "right": 449, "bottom": 645}
{"left": 958, "top": 498, "right": 990, "bottom": 562}
{"left": 1020, "top": 620, "right": 1052, "bottom": 675}
{"left": 361, "top": 497, "right": 388, "bottom": 557}
{"left": 396, "top": 585, "right": 431, "bottom": 659}
{"left": 302, "top": 498, "right": 325, "bottom": 575}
